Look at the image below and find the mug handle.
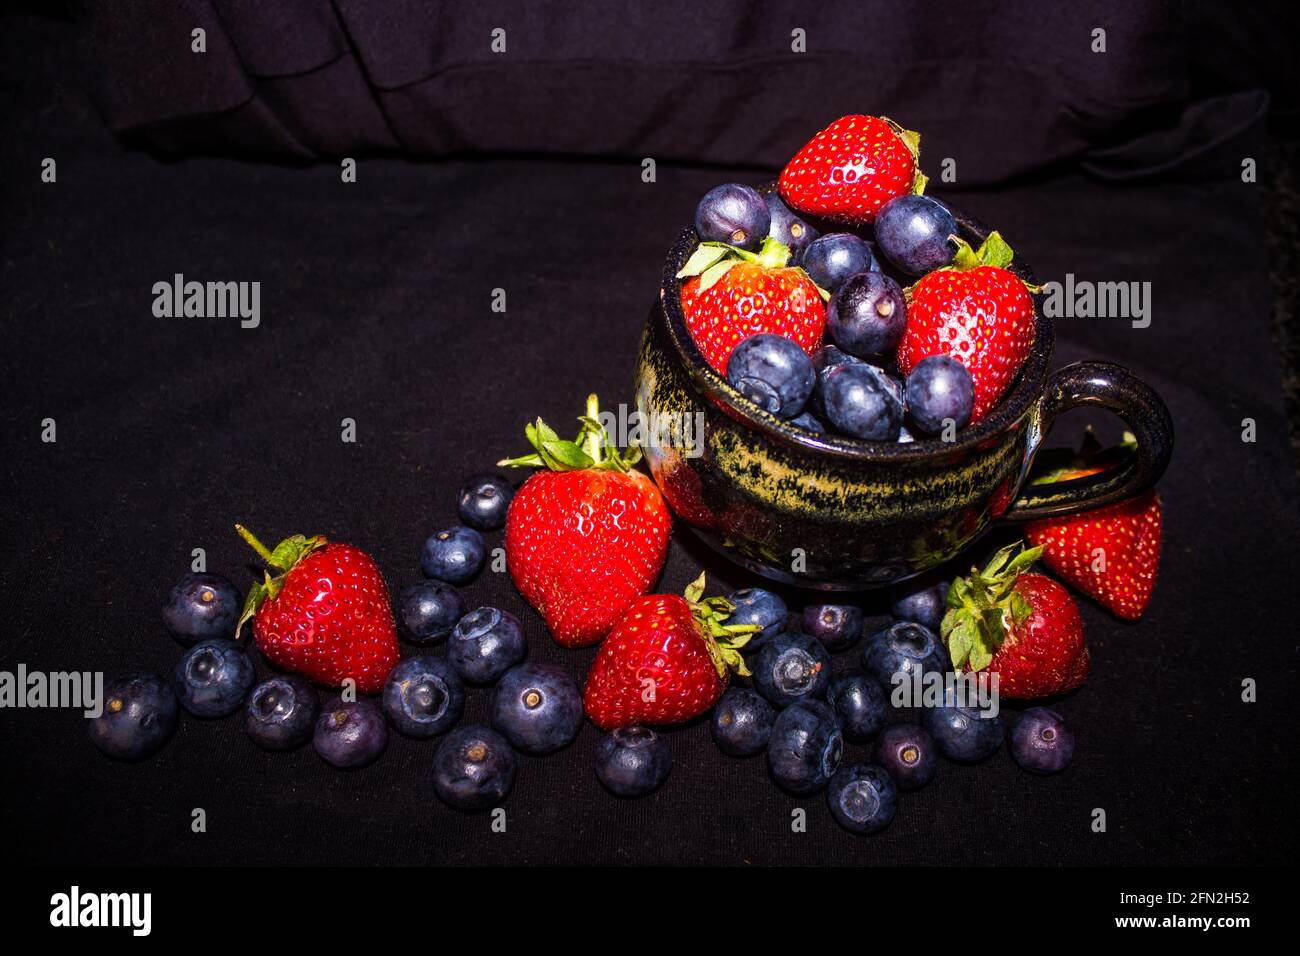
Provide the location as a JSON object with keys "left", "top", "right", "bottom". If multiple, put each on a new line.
{"left": 1001, "top": 361, "right": 1174, "bottom": 522}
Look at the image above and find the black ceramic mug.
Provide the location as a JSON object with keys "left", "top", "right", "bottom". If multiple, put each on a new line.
{"left": 633, "top": 210, "right": 1174, "bottom": 590}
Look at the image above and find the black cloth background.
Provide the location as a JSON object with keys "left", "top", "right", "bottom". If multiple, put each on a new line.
{"left": 2, "top": 7, "right": 1298, "bottom": 865}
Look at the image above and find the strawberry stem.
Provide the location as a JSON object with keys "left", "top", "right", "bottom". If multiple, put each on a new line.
{"left": 234, "top": 524, "right": 275, "bottom": 566}
{"left": 582, "top": 393, "right": 603, "bottom": 463}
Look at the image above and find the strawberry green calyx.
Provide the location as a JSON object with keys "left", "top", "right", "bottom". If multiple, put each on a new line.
{"left": 497, "top": 393, "right": 641, "bottom": 474}
{"left": 677, "top": 235, "right": 830, "bottom": 300}
{"left": 682, "top": 572, "right": 759, "bottom": 678}
{"left": 232, "top": 524, "right": 327, "bottom": 639}
{"left": 930, "top": 231, "right": 1040, "bottom": 295}
{"left": 882, "top": 115, "right": 927, "bottom": 196}
{"left": 940, "top": 542, "right": 1045, "bottom": 673}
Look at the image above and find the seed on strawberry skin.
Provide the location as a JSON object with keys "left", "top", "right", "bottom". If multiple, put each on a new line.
{"left": 163, "top": 572, "right": 241, "bottom": 645}
{"left": 313, "top": 698, "right": 388, "bottom": 769}
{"left": 827, "top": 271, "right": 907, "bottom": 358}
{"left": 905, "top": 355, "right": 973, "bottom": 436}
{"left": 875, "top": 194, "right": 957, "bottom": 276}
{"left": 395, "top": 581, "right": 464, "bottom": 645}
{"left": 490, "top": 662, "right": 582, "bottom": 755}
{"left": 694, "top": 183, "right": 771, "bottom": 251}
{"left": 243, "top": 676, "right": 318, "bottom": 751}
{"left": 922, "top": 698, "right": 1001, "bottom": 763}
{"left": 861, "top": 620, "right": 950, "bottom": 689}
{"left": 827, "top": 674, "right": 887, "bottom": 742}
{"left": 727, "top": 333, "right": 816, "bottom": 419}
{"left": 820, "top": 362, "right": 903, "bottom": 441}
{"left": 710, "top": 686, "right": 776, "bottom": 757}
{"left": 767, "top": 699, "right": 843, "bottom": 795}
{"left": 448, "top": 607, "right": 526, "bottom": 685}
{"left": 801, "top": 232, "right": 877, "bottom": 293}
{"left": 594, "top": 726, "right": 672, "bottom": 798}
{"left": 88, "top": 672, "right": 179, "bottom": 762}
{"left": 764, "top": 192, "right": 818, "bottom": 262}
{"left": 753, "top": 632, "right": 831, "bottom": 708}
{"left": 173, "top": 638, "right": 255, "bottom": 718}
{"left": 873, "top": 723, "right": 938, "bottom": 790}
{"left": 827, "top": 764, "right": 897, "bottom": 835}
{"left": 458, "top": 472, "right": 513, "bottom": 531}
{"left": 420, "top": 526, "right": 486, "bottom": 585}
{"left": 802, "top": 603, "right": 864, "bottom": 652}
{"left": 382, "top": 656, "right": 464, "bottom": 739}
{"left": 433, "top": 725, "right": 517, "bottom": 811}
{"left": 1010, "top": 706, "right": 1075, "bottom": 774}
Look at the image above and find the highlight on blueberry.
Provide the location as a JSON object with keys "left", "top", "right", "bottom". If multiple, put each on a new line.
{"left": 243, "top": 676, "right": 318, "bottom": 751}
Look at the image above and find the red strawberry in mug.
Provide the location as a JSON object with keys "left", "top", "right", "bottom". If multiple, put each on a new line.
{"left": 897, "top": 231, "right": 1036, "bottom": 423}
{"left": 234, "top": 526, "right": 401, "bottom": 694}
{"left": 499, "top": 395, "right": 671, "bottom": 648}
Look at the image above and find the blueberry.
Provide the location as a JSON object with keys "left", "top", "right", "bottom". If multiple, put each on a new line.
{"left": 820, "top": 363, "right": 904, "bottom": 441}
{"left": 764, "top": 193, "right": 818, "bottom": 261}
{"left": 801, "top": 603, "right": 864, "bottom": 652}
{"left": 710, "top": 686, "right": 776, "bottom": 757}
{"left": 767, "top": 699, "right": 843, "bottom": 794}
{"left": 162, "top": 572, "right": 240, "bottom": 645}
{"left": 905, "top": 355, "right": 974, "bottom": 436}
{"left": 173, "top": 638, "right": 255, "bottom": 718}
{"left": 88, "top": 672, "right": 178, "bottom": 761}
{"left": 827, "top": 272, "right": 907, "bottom": 357}
{"left": 490, "top": 662, "right": 582, "bottom": 755}
{"left": 801, "top": 233, "right": 877, "bottom": 292}
{"left": 827, "top": 764, "right": 897, "bottom": 834}
{"left": 243, "top": 676, "right": 318, "bottom": 751}
{"left": 458, "top": 472, "right": 513, "bottom": 531}
{"left": 812, "top": 345, "right": 865, "bottom": 416}
{"left": 727, "top": 333, "right": 815, "bottom": 419}
{"left": 382, "top": 656, "right": 464, "bottom": 739}
{"left": 433, "top": 725, "right": 517, "bottom": 810}
{"left": 594, "top": 726, "right": 672, "bottom": 798}
{"left": 923, "top": 699, "right": 1002, "bottom": 763}
{"left": 694, "top": 183, "right": 770, "bottom": 251}
{"left": 873, "top": 723, "right": 938, "bottom": 790}
{"left": 875, "top": 194, "right": 958, "bottom": 276}
{"left": 727, "top": 588, "right": 788, "bottom": 651}
{"left": 861, "top": 621, "right": 950, "bottom": 689}
{"left": 395, "top": 581, "right": 464, "bottom": 645}
{"left": 828, "top": 674, "right": 887, "bottom": 743}
{"left": 313, "top": 698, "right": 388, "bottom": 769}
{"left": 889, "top": 577, "right": 950, "bottom": 631}
{"left": 752, "top": 632, "right": 831, "bottom": 708}
{"left": 448, "top": 607, "right": 526, "bottom": 684}
{"left": 420, "top": 526, "right": 486, "bottom": 584}
{"left": 789, "top": 411, "right": 826, "bottom": 433}
{"left": 1009, "top": 707, "right": 1075, "bottom": 774}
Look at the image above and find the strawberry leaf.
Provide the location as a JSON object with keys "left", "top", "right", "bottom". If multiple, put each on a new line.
{"left": 975, "top": 231, "right": 1015, "bottom": 270}
{"left": 676, "top": 242, "right": 733, "bottom": 279}
{"left": 540, "top": 440, "right": 594, "bottom": 471}
{"left": 697, "top": 259, "right": 738, "bottom": 292}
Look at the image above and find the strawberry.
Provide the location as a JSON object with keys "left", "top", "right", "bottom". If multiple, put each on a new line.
{"left": 233, "top": 526, "right": 401, "bottom": 694}
{"left": 778, "top": 115, "right": 925, "bottom": 225}
{"left": 499, "top": 394, "right": 671, "bottom": 648}
{"left": 583, "top": 574, "right": 757, "bottom": 729}
{"left": 897, "top": 231, "right": 1036, "bottom": 423}
{"left": 941, "top": 543, "right": 1089, "bottom": 700}
{"left": 677, "top": 237, "right": 826, "bottom": 374}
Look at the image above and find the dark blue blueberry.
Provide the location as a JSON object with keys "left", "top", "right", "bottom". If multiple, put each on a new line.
{"left": 801, "top": 233, "right": 878, "bottom": 292}
{"left": 812, "top": 346, "right": 865, "bottom": 416}
{"left": 890, "top": 577, "right": 950, "bottom": 631}
{"left": 458, "top": 472, "right": 513, "bottom": 531}
{"left": 875, "top": 194, "right": 958, "bottom": 276}
{"left": 382, "top": 656, "right": 464, "bottom": 739}
{"left": 594, "top": 726, "right": 671, "bottom": 798}
{"left": 396, "top": 581, "right": 464, "bottom": 645}
{"left": 694, "top": 183, "right": 770, "bottom": 251}
{"left": 243, "top": 676, "right": 318, "bottom": 751}
{"left": 420, "top": 526, "right": 486, "bottom": 584}
{"left": 162, "top": 572, "right": 240, "bottom": 645}
{"left": 752, "top": 632, "right": 831, "bottom": 708}
{"left": 922, "top": 699, "right": 1002, "bottom": 763}
{"left": 827, "top": 272, "right": 907, "bottom": 358}
{"left": 789, "top": 411, "right": 825, "bottom": 433}
{"left": 820, "top": 362, "right": 904, "bottom": 441}
{"left": 88, "top": 672, "right": 178, "bottom": 761}
{"left": 727, "top": 588, "right": 788, "bottom": 652}
{"left": 433, "top": 724, "right": 517, "bottom": 810}
{"left": 802, "top": 603, "right": 864, "bottom": 652}
{"left": 767, "top": 699, "right": 843, "bottom": 795}
{"left": 490, "top": 662, "right": 582, "bottom": 755}
{"left": 828, "top": 674, "right": 887, "bottom": 743}
{"left": 873, "top": 723, "right": 938, "bottom": 791}
{"left": 710, "top": 686, "right": 776, "bottom": 757}
{"left": 764, "top": 193, "right": 818, "bottom": 262}
{"left": 173, "top": 638, "right": 255, "bottom": 718}
{"left": 448, "top": 607, "right": 526, "bottom": 684}
{"left": 827, "top": 764, "right": 897, "bottom": 835}
{"left": 905, "top": 355, "right": 974, "bottom": 436}
{"left": 1010, "top": 707, "right": 1075, "bottom": 775}
{"left": 861, "top": 620, "right": 950, "bottom": 690}
{"left": 727, "top": 333, "right": 815, "bottom": 419}
{"left": 313, "top": 698, "right": 388, "bottom": 769}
